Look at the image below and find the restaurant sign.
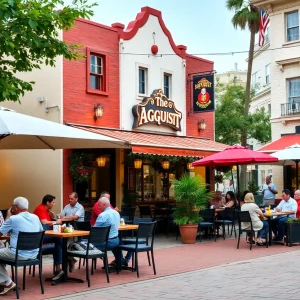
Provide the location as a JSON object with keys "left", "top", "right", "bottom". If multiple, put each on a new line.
{"left": 193, "top": 74, "right": 214, "bottom": 112}
{"left": 132, "top": 89, "right": 182, "bottom": 131}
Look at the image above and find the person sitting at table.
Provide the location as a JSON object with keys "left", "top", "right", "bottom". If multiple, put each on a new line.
{"left": 239, "top": 190, "right": 249, "bottom": 207}
{"left": 33, "top": 194, "right": 64, "bottom": 281}
{"left": 210, "top": 191, "right": 223, "bottom": 208}
{"left": 221, "top": 191, "right": 237, "bottom": 208}
{"left": 0, "top": 197, "right": 43, "bottom": 296}
{"left": 241, "top": 193, "right": 269, "bottom": 245}
{"left": 272, "top": 189, "right": 297, "bottom": 243}
{"left": 90, "top": 191, "right": 114, "bottom": 226}
{"left": 93, "top": 196, "right": 131, "bottom": 268}
{"left": 60, "top": 192, "right": 84, "bottom": 222}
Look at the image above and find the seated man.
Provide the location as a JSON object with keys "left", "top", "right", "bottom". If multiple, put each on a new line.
{"left": 60, "top": 192, "right": 84, "bottom": 222}
{"left": 272, "top": 189, "right": 297, "bottom": 243}
{"left": 0, "top": 197, "right": 43, "bottom": 296}
{"left": 33, "top": 194, "right": 64, "bottom": 280}
{"left": 90, "top": 191, "right": 113, "bottom": 226}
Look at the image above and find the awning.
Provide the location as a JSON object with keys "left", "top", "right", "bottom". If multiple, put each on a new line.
{"left": 68, "top": 124, "right": 227, "bottom": 157}
{"left": 258, "top": 135, "right": 300, "bottom": 153}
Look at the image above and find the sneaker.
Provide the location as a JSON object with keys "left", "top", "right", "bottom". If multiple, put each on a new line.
{"left": 0, "top": 282, "right": 16, "bottom": 295}
{"left": 108, "top": 260, "right": 117, "bottom": 267}
{"left": 122, "top": 260, "right": 128, "bottom": 267}
{"left": 68, "top": 258, "right": 77, "bottom": 273}
{"left": 52, "top": 270, "right": 64, "bottom": 281}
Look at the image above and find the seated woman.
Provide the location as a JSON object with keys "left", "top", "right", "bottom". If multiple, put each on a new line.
{"left": 241, "top": 192, "right": 268, "bottom": 245}
{"left": 210, "top": 191, "right": 223, "bottom": 208}
{"left": 221, "top": 191, "right": 238, "bottom": 208}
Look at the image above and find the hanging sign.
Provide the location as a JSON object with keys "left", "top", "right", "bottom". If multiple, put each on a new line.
{"left": 193, "top": 74, "right": 215, "bottom": 112}
{"left": 132, "top": 89, "right": 182, "bottom": 131}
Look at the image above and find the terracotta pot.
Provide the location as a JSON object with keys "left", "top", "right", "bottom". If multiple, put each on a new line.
{"left": 179, "top": 224, "right": 198, "bottom": 244}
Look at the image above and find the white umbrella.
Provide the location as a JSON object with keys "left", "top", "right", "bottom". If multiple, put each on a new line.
{"left": 0, "top": 107, "right": 128, "bottom": 150}
{"left": 271, "top": 144, "right": 300, "bottom": 188}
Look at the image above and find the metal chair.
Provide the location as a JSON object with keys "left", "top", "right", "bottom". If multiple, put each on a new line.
{"left": 198, "top": 208, "right": 216, "bottom": 242}
{"left": 215, "top": 207, "right": 236, "bottom": 240}
{"left": 138, "top": 205, "right": 152, "bottom": 218}
{"left": 0, "top": 231, "right": 45, "bottom": 299}
{"left": 237, "top": 211, "right": 268, "bottom": 250}
{"left": 117, "top": 222, "right": 157, "bottom": 277}
{"left": 67, "top": 226, "right": 110, "bottom": 287}
{"left": 120, "top": 207, "right": 136, "bottom": 222}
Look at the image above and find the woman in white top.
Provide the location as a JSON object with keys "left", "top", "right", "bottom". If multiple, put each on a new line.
{"left": 241, "top": 193, "right": 269, "bottom": 245}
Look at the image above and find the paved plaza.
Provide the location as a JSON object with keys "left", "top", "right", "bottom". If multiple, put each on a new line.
{"left": 49, "top": 250, "right": 300, "bottom": 300}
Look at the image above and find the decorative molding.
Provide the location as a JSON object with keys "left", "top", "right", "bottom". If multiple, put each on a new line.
{"left": 276, "top": 57, "right": 300, "bottom": 72}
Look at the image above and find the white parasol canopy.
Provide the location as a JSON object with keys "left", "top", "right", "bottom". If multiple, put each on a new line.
{"left": 0, "top": 107, "right": 129, "bottom": 150}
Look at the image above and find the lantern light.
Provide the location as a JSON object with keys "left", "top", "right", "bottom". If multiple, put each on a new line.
{"left": 96, "top": 156, "right": 106, "bottom": 167}
{"left": 134, "top": 159, "right": 143, "bottom": 169}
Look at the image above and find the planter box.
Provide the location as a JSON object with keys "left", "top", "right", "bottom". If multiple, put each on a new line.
{"left": 286, "top": 223, "right": 300, "bottom": 246}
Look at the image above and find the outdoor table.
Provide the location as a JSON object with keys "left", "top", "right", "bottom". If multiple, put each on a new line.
{"left": 263, "top": 211, "right": 294, "bottom": 246}
{"left": 45, "top": 230, "right": 89, "bottom": 285}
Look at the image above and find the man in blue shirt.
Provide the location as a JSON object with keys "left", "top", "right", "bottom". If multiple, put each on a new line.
{"left": 93, "top": 197, "right": 120, "bottom": 263}
{"left": 60, "top": 192, "right": 84, "bottom": 222}
{"left": 272, "top": 189, "right": 297, "bottom": 242}
{"left": 262, "top": 176, "right": 278, "bottom": 206}
{"left": 0, "top": 197, "right": 43, "bottom": 295}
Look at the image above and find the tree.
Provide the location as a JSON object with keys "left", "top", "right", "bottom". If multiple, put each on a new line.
{"left": 215, "top": 84, "right": 271, "bottom": 145}
{"left": 215, "top": 83, "right": 271, "bottom": 191}
{"left": 226, "top": 0, "right": 260, "bottom": 147}
{"left": 0, "top": 0, "right": 97, "bottom": 102}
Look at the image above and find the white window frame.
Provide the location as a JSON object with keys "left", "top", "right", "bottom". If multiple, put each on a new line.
{"left": 265, "top": 64, "right": 270, "bottom": 85}
{"left": 286, "top": 11, "right": 299, "bottom": 42}
{"left": 288, "top": 77, "right": 300, "bottom": 104}
{"left": 161, "top": 69, "right": 173, "bottom": 100}
{"left": 136, "top": 63, "right": 149, "bottom": 99}
{"left": 252, "top": 71, "right": 259, "bottom": 88}
{"left": 265, "top": 26, "right": 270, "bottom": 43}
{"left": 163, "top": 73, "right": 172, "bottom": 99}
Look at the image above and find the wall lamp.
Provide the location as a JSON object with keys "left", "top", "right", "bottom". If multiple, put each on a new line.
{"left": 94, "top": 104, "right": 104, "bottom": 120}
{"left": 198, "top": 119, "right": 206, "bottom": 132}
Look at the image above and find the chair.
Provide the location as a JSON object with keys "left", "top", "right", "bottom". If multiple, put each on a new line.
{"left": 138, "top": 205, "right": 152, "bottom": 218}
{"left": 215, "top": 207, "right": 236, "bottom": 240}
{"left": 120, "top": 207, "right": 136, "bottom": 222}
{"left": 84, "top": 210, "right": 92, "bottom": 221}
{"left": 67, "top": 226, "right": 110, "bottom": 287}
{"left": 73, "top": 221, "right": 92, "bottom": 270}
{"left": 198, "top": 208, "right": 216, "bottom": 242}
{"left": 0, "top": 231, "right": 45, "bottom": 299}
{"left": 0, "top": 209, "right": 8, "bottom": 220}
{"left": 121, "top": 217, "right": 152, "bottom": 244}
{"left": 237, "top": 211, "right": 268, "bottom": 250}
{"left": 117, "top": 222, "right": 157, "bottom": 277}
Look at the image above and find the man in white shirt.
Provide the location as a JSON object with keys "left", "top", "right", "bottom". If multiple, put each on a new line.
{"left": 272, "top": 189, "right": 297, "bottom": 242}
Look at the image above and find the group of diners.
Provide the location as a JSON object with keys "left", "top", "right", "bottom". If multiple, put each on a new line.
{"left": 0, "top": 191, "right": 133, "bottom": 296}
{"left": 209, "top": 188, "right": 299, "bottom": 246}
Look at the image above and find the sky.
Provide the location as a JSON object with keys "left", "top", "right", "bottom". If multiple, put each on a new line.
{"left": 76, "top": 0, "right": 250, "bottom": 73}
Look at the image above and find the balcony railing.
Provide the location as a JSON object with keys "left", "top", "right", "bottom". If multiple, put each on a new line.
{"left": 281, "top": 98, "right": 300, "bottom": 116}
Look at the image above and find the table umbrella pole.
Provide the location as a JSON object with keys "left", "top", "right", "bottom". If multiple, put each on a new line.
{"left": 296, "top": 161, "right": 299, "bottom": 189}
{"left": 236, "top": 163, "right": 240, "bottom": 200}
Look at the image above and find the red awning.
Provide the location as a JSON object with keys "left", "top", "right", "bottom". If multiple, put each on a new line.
{"left": 69, "top": 125, "right": 227, "bottom": 157}
{"left": 258, "top": 135, "right": 300, "bottom": 153}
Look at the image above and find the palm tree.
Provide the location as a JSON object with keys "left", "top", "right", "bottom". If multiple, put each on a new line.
{"left": 226, "top": 0, "right": 260, "bottom": 147}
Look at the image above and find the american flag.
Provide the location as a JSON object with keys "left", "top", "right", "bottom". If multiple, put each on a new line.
{"left": 259, "top": 8, "right": 270, "bottom": 47}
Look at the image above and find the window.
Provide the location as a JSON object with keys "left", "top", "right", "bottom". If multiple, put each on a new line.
{"left": 252, "top": 71, "right": 259, "bottom": 88}
{"left": 163, "top": 73, "right": 172, "bottom": 98}
{"left": 138, "top": 68, "right": 147, "bottom": 95}
{"left": 288, "top": 78, "right": 300, "bottom": 103}
{"left": 286, "top": 11, "right": 299, "bottom": 42}
{"left": 265, "top": 27, "right": 270, "bottom": 43}
{"left": 87, "top": 50, "right": 108, "bottom": 95}
{"left": 265, "top": 64, "right": 270, "bottom": 85}
{"left": 268, "top": 103, "right": 271, "bottom": 115}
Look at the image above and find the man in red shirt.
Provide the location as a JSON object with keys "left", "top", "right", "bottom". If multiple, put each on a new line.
{"left": 33, "top": 194, "right": 63, "bottom": 281}
{"left": 90, "top": 191, "right": 114, "bottom": 226}
{"left": 294, "top": 190, "right": 300, "bottom": 218}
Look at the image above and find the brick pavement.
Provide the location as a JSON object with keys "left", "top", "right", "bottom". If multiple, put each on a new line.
{"left": 3, "top": 236, "right": 300, "bottom": 299}
{"left": 49, "top": 250, "right": 300, "bottom": 300}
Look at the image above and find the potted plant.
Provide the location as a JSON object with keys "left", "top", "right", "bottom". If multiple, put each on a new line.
{"left": 286, "top": 218, "right": 300, "bottom": 247}
{"left": 173, "top": 174, "right": 211, "bottom": 244}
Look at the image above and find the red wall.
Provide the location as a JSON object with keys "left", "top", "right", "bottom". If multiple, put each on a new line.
{"left": 185, "top": 54, "right": 214, "bottom": 140}
{"left": 62, "top": 19, "right": 120, "bottom": 206}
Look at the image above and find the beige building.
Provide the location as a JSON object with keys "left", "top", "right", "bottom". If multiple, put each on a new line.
{"left": 252, "top": 0, "right": 300, "bottom": 192}
{"left": 215, "top": 63, "right": 247, "bottom": 87}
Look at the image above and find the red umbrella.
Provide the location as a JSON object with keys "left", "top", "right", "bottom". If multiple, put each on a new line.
{"left": 192, "top": 145, "right": 279, "bottom": 195}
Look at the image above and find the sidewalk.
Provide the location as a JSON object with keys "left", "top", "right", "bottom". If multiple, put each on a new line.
{"left": 49, "top": 250, "right": 300, "bottom": 300}
{"left": 4, "top": 236, "right": 300, "bottom": 299}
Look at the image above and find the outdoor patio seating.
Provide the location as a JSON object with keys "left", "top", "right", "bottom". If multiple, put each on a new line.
{"left": 198, "top": 208, "right": 216, "bottom": 242}
{"left": 117, "top": 222, "right": 157, "bottom": 277}
{"left": 1, "top": 231, "right": 45, "bottom": 299}
{"left": 215, "top": 207, "right": 236, "bottom": 240}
